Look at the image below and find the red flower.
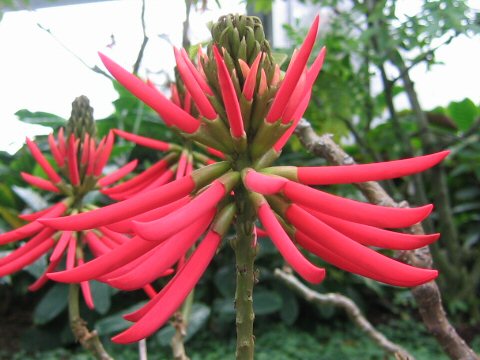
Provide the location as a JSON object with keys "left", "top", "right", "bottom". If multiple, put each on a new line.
{"left": 0, "top": 128, "right": 165, "bottom": 307}
{"left": 41, "top": 15, "right": 447, "bottom": 344}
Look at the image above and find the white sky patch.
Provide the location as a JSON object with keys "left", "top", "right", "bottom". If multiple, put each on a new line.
{"left": 0, "top": 0, "right": 478, "bottom": 154}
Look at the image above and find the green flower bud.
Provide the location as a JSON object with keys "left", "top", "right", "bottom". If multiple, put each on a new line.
{"left": 66, "top": 95, "right": 96, "bottom": 140}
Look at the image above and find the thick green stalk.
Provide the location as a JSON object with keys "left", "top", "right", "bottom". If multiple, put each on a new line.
{"left": 68, "top": 283, "right": 113, "bottom": 360}
{"left": 233, "top": 185, "right": 257, "bottom": 360}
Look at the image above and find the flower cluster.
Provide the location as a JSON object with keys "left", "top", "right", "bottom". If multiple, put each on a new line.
{"left": 39, "top": 14, "right": 447, "bottom": 344}
{"left": 0, "top": 96, "right": 162, "bottom": 306}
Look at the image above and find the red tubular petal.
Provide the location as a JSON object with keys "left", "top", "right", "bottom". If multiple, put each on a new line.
{"left": 0, "top": 203, "right": 66, "bottom": 245}
{"left": 274, "top": 48, "right": 325, "bottom": 142}
{"left": 133, "top": 181, "right": 225, "bottom": 241}
{"left": 303, "top": 205, "right": 440, "bottom": 250}
{"left": 99, "top": 52, "right": 200, "bottom": 133}
{"left": 99, "top": 227, "right": 129, "bottom": 245}
{"left": 119, "top": 167, "right": 174, "bottom": 199}
{"left": 284, "top": 181, "right": 433, "bottom": 228}
{"left": 48, "top": 235, "right": 158, "bottom": 283}
{"left": 78, "top": 258, "right": 95, "bottom": 309}
{"left": 288, "top": 205, "right": 438, "bottom": 287}
{"left": 101, "top": 158, "right": 170, "bottom": 195}
{"left": 254, "top": 226, "right": 268, "bottom": 238}
{"left": 170, "top": 84, "right": 181, "bottom": 107}
{"left": 26, "top": 138, "right": 61, "bottom": 183}
{"left": 58, "top": 128, "right": 67, "bottom": 157}
{"left": 295, "top": 230, "right": 386, "bottom": 281}
{"left": 185, "top": 158, "right": 193, "bottom": 176}
{"left": 86, "top": 138, "right": 96, "bottom": 175}
{"left": 266, "top": 15, "right": 319, "bottom": 122}
{"left": 213, "top": 46, "right": 245, "bottom": 138}
{"left": 81, "top": 279, "right": 95, "bottom": 309}
{"left": 273, "top": 91, "right": 311, "bottom": 152}
{"left": 242, "top": 52, "right": 262, "bottom": 101}
{"left": 244, "top": 169, "right": 287, "bottom": 195}
{"left": 258, "top": 69, "right": 267, "bottom": 96}
{"left": 281, "top": 68, "right": 307, "bottom": 123}
{"left": 99, "top": 235, "right": 117, "bottom": 249}
{"left": 206, "top": 147, "right": 225, "bottom": 159}
{"left": 50, "top": 230, "right": 73, "bottom": 262}
{"left": 21, "top": 172, "right": 60, "bottom": 193}
{"left": 98, "top": 160, "right": 138, "bottom": 187}
{"left": 40, "top": 176, "right": 195, "bottom": 231}
{"left": 176, "top": 153, "right": 188, "bottom": 179}
{"left": 67, "top": 135, "right": 80, "bottom": 185}
{"left": 0, "top": 237, "right": 54, "bottom": 276}
{"left": 100, "top": 243, "right": 165, "bottom": 280}
{"left": 81, "top": 134, "right": 90, "bottom": 165}
{"left": 271, "top": 64, "right": 281, "bottom": 87}
{"left": 183, "top": 90, "right": 192, "bottom": 113}
{"left": 94, "top": 131, "right": 115, "bottom": 176}
{"left": 297, "top": 151, "right": 450, "bottom": 185}
{"left": 258, "top": 203, "right": 325, "bottom": 284}
{"left": 85, "top": 231, "right": 112, "bottom": 257}
{"left": 174, "top": 47, "right": 217, "bottom": 120}
{"left": 48, "top": 134, "right": 65, "bottom": 167}
{"left": 19, "top": 205, "right": 55, "bottom": 222}
{"left": 143, "top": 284, "right": 157, "bottom": 299}
{"left": 28, "top": 257, "right": 61, "bottom": 292}
{"left": 238, "top": 59, "right": 250, "bottom": 79}
{"left": 112, "top": 231, "right": 221, "bottom": 343}
{"left": 0, "top": 227, "right": 55, "bottom": 266}
{"left": 113, "top": 129, "right": 171, "bottom": 152}
{"left": 66, "top": 235, "right": 77, "bottom": 270}
{"left": 180, "top": 48, "right": 214, "bottom": 96}
{"left": 107, "top": 210, "right": 214, "bottom": 290}
{"left": 106, "top": 197, "right": 190, "bottom": 233}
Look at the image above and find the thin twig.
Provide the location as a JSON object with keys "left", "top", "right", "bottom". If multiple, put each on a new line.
{"left": 294, "top": 118, "right": 479, "bottom": 360}
{"left": 274, "top": 268, "right": 414, "bottom": 360}
{"left": 36, "top": 23, "right": 112, "bottom": 80}
{"left": 132, "top": 0, "right": 149, "bottom": 75}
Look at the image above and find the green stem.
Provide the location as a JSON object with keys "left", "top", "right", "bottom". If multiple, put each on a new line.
{"left": 68, "top": 283, "right": 113, "bottom": 360}
{"left": 233, "top": 186, "right": 257, "bottom": 360}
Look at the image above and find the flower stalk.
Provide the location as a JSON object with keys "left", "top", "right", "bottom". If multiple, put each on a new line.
{"left": 232, "top": 183, "right": 257, "bottom": 360}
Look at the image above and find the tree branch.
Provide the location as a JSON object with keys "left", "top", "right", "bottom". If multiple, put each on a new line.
{"left": 294, "top": 118, "right": 479, "bottom": 360}
{"left": 132, "top": 0, "right": 149, "bottom": 75}
{"left": 36, "top": 23, "right": 112, "bottom": 80}
{"left": 274, "top": 268, "right": 414, "bottom": 360}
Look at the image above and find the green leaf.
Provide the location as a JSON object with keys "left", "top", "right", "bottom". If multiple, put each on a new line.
{"left": 90, "top": 281, "right": 111, "bottom": 315}
{"left": 15, "top": 109, "right": 66, "bottom": 128}
{"left": 447, "top": 98, "right": 478, "bottom": 132}
{"left": 0, "top": 183, "right": 17, "bottom": 208}
{"left": 95, "top": 301, "right": 148, "bottom": 335}
{"left": 33, "top": 284, "right": 69, "bottom": 325}
{"left": 214, "top": 265, "right": 236, "bottom": 298}
{"left": 184, "top": 303, "right": 211, "bottom": 342}
{"left": 254, "top": 288, "right": 283, "bottom": 315}
{"left": 279, "top": 288, "right": 299, "bottom": 325}
{"left": 12, "top": 186, "right": 48, "bottom": 210}
{"left": 21, "top": 327, "right": 63, "bottom": 351}
{"left": 25, "top": 255, "right": 47, "bottom": 278}
{"left": 154, "top": 303, "right": 211, "bottom": 346}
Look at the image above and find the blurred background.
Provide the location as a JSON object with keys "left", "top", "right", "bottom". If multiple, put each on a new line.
{"left": 0, "top": 0, "right": 479, "bottom": 359}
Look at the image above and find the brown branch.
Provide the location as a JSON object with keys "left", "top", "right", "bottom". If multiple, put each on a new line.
{"left": 132, "top": 0, "right": 149, "bottom": 75}
{"left": 294, "top": 118, "right": 479, "bottom": 360}
{"left": 274, "top": 268, "right": 414, "bottom": 360}
{"left": 69, "top": 284, "right": 113, "bottom": 360}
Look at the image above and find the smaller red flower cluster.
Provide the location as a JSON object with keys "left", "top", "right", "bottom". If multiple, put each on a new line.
{"left": 0, "top": 128, "right": 153, "bottom": 307}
